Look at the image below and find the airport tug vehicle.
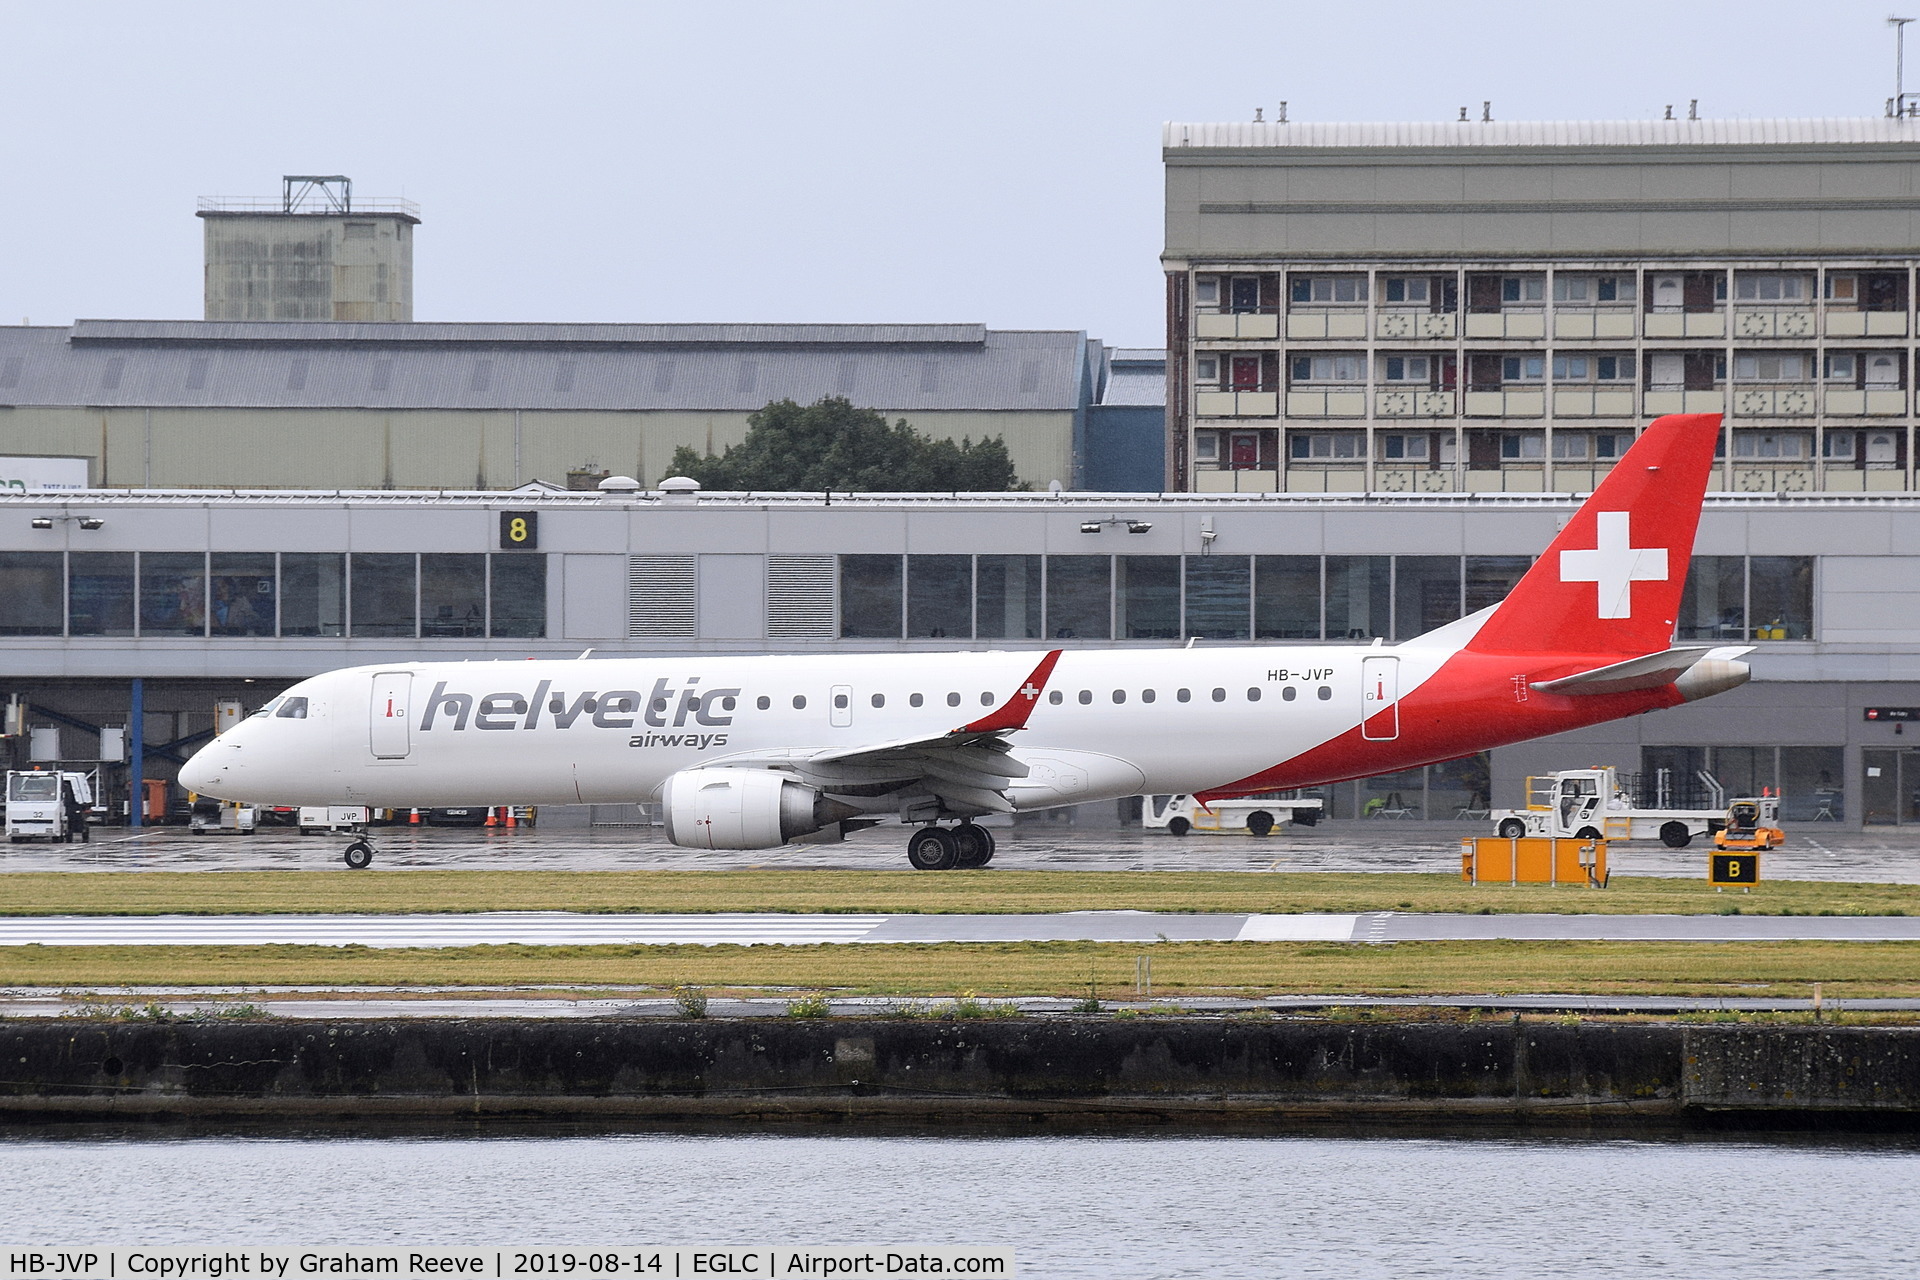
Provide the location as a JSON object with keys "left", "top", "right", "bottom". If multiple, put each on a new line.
{"left": 1144, "top": 792, "right": 1322, "bottom": 836}
{"left": 4, "top": 769, "right": 94, "bottom": 843}
{"left": 1713, "top": 792, "right": 1786, "bottom": 852}
{"left": 1490, "top": 766, "right": 1731, "bottom": 849}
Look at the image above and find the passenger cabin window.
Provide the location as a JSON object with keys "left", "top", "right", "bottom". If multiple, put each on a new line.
{"left": 910, "top": 693, "right": 924, "bottom": 707}
{"left": 792, "top": 695, "right": 807, "bottom": 709}
{"left": 757, "top": 696, "right": 771, "bottom": 710}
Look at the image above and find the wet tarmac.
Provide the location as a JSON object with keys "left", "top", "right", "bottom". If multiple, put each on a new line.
{"left": 5, "top": 818, "right": 1918, "bottom": 882}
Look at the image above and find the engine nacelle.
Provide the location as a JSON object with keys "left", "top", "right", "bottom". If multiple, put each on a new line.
{"left": 661, "top": 768, "right": 846, "bottom": 850}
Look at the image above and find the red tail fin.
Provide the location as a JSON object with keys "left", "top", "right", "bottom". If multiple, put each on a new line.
{"left": 1466, "top": 413, "right": 1721, "bottom": 656}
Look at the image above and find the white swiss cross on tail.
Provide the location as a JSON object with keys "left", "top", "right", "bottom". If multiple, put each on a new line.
{"left": 1558, "top": 511, "right": 1668, "bottom": 619}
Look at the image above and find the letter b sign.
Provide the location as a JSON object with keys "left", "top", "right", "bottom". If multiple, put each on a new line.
{"left": 499, "top": 511, "right": 538, "bottom": 550}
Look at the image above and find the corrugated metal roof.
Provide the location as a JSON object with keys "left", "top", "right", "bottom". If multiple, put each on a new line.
{"left": 1164, "top": 118, "right": 1920, "bottom": 152}
{"left": 69, "top": 320, "right": 988, "bottom": 347}
{"left": 0, "top": 323, "right": 1090, "bottom": 412}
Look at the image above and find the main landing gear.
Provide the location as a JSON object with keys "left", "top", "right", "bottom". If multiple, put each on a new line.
{"left": 906, "top": 822, "right": 996, "bottom": 871}
{"left": 343, "top": 839, "right": 375, "bottom": 870}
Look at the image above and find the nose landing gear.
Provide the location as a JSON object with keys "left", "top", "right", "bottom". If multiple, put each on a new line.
{"left": 906, "top": 822, "right": 996, "bottom": 871}
{"left": 343, "top": 839, "right": 375, "bottom": 870}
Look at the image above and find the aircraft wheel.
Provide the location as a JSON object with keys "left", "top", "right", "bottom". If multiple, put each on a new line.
{"left": 1575, "top": 826, "right": 1601, "bottom": 841}
{"left": 1496, "top": 818, "right": 1527, "bottom": 839}
{"left": 952, "top": 823, "right": 995, "bottom": 868}
{"left": 1659, "top": 821, "right": 1692, "bottom": 849}
{"left": 906, "top": 826, "right": 959, "bottom": 871}
{"left": 343, "top": 840, "right": 375, "bottom": 870}
{"left": 1246, "top": 810, "right": 1275, "bottom": 838}
{"left": 1167, "top": 817, "right": 1191, "bottom": 837}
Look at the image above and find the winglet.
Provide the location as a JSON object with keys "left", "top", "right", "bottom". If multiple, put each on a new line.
{"left": 958, "top": 650, "right": 1063, "bottom": 734}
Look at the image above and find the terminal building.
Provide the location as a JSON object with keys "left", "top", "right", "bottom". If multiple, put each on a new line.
{"left": 2, "top": 142, "right": 1918, "bottom": 832}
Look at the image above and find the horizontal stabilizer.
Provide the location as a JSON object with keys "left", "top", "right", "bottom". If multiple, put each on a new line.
{"left": 1531, "top": 647, "right": 1716, "bottom": 697}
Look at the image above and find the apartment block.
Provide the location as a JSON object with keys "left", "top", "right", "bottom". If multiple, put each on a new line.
{"left": 1163, "top": 119, "right": 1920, "bottom": 494}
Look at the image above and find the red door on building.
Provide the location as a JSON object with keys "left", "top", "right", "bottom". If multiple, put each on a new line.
{"left": 1230, "top": 355, "right": 1262, "bottom": 391}
{"left": 1230, "top": 432, "right": 1260, "bottom": 469}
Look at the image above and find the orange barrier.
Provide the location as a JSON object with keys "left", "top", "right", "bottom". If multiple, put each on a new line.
{"left": 1461, "top": 836, "right": 1608, "bottom": 887}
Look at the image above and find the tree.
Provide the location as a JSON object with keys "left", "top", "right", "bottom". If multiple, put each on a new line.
{"left": 663, "top": 397, "right": 1026, "bottom": 492}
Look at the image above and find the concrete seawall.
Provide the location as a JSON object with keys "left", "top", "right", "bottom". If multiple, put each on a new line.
{"left": 2, "top": 1019, "right": 1915, "bottom": 1129}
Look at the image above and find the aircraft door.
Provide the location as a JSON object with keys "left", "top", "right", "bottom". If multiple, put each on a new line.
{"left": 830, "top": 684, "right": 853, "bottom": 728}
{"left": 1360, "top": 656, "right": 1399, "bottom": 740}
{"left": 369, "top": 672, "right": 413, "bottom": 759}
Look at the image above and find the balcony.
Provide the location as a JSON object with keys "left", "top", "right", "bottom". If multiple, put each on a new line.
{"left": 1286, "top": 311, "right": 1368, "bottom": 340}
{"left": 1194, "top": 311, "right": 1280, "bottom": 340}
{"left": 1552, "top": 388, "right": 1637, "bottom": 417}
{"left": 1643, "top": 312, "right": 1726, "bottom": 338}
{"left": 1374, "top": 310, "right": 1457, "bottom": 339}
{"left": 1373, "top": 468, "right": 1458, "bottom": 493}
{"left": 1826, "top": 311, "right": 1910, "bottom": 337}
{"left": 1195, "top": 390, "right": 1278, "bottom": 417}
{"left": 1730, "top": 386, "right": 1816, "bottom": 418}
{"left": 1463, "top": 389, "right": 1545, "bottom": 417}
{"left": 1464, "top": 312, "right": 1546, "bottom": 339}
{"left": 1373, "top": 390, "right": 1456, "bottom": 417}
{"left": 1643, "top": 389, "right": 1725, "bottom": 414}
{"left": 1194, "top": 468, "right": 1279, "bottom": 494}
{"left": 1731, "top": 308, "right": 1815, "bottom": 338}
{"left": 1826, "top": 388, "right": 1908, "bottom": 416}
{"left": 1553, "top": 310, "right": 1637, "bottom": 340}
{"left": 1284, "top": 389, "right": 1367, "bottom": 417}
{"left": 1726, "top": 467, "right": 1815, "bottom": 493}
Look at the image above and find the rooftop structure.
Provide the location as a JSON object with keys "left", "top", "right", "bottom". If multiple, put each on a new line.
{"left": 199, "top": 177, "right": 417, "bottom": 323}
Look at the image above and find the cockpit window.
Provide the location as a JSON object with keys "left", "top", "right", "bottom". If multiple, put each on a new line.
{"left": 251, "top": 698, "right": 283, "bottom": 718}
{"left": 275, "top": 697, "right": 310, "bottom": 720}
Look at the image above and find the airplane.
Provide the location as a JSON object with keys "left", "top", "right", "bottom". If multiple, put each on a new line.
{"left": 179, "top": 412, "right": 1752, "bottom": 871}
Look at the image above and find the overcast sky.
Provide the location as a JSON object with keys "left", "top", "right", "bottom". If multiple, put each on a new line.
{"left": 0, "top": 0, "right": 1909, "bottom": 347}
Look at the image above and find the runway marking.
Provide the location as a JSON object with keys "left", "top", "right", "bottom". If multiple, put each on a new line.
{"left": 1233, "top": 914, "right": 1359, "bottom": 942}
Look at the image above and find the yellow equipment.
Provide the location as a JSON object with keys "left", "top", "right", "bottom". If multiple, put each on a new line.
{"left": 1713, "top": 794, "right": 1785, "bottom": 852}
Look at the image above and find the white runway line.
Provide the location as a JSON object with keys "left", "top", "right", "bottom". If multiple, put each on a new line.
{"left": 0, "top": 912, "right": 890, "bottom": 948}
{"left": 1233, "top": 914, "right": 1360, "bottom": 942}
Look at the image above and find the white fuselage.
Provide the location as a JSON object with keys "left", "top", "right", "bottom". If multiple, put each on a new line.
{"left": 181, "top": 642, "right": 1455, "bottom": 813}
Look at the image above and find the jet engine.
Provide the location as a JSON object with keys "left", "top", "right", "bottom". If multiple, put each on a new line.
{"left": 660, "top": 767, "right": 857, "bottom": 850}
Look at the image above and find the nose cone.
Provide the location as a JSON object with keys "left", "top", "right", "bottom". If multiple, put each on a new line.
{"left": 177, "top": 741, "right": 232, "bottom": 798}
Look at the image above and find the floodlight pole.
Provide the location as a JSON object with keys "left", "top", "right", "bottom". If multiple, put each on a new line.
{"left": 1894, "top": 17, "right": 1915, "bottom": 117}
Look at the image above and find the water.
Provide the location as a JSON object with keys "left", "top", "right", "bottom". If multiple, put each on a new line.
{"left": 3, "top": 1133, "right": 1917, "bottom": 1278}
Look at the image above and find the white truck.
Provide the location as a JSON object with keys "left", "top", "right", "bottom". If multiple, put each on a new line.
{"left": 4, "top": 769, "right": 94, "bottom": 843}
{"left": 1490, "top": 766, "right": 1727, "bottom": 849}
{"left": 1144, "top": 792, "right": 1323, "bottom": 837}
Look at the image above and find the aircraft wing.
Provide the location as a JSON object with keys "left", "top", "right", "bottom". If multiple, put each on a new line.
{"left": 705, "top": 650, "right": 1062, "bottom": 815}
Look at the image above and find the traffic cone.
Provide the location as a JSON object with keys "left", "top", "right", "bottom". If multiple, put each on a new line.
{"left": 484, "top": 807, "right": 497, "bottom": 827}
{"left": 409, "top": 808, "right": 420, "bottom": 825}
{"left": 505, "top": 808, "right": 517, "bottom": 829}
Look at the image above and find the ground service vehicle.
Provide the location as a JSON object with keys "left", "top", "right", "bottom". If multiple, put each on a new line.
{"left": 5, "top": 770, "right": 94, "bottom": 843}
{"left": 1714, "top": 794, "right": 1786, "bottom": 852}
{"left": 1490, "top": 765, "right": 1734, "bottom": 848}
{"left": 1144, "top": 793, "right": 1321, "bottom": 836}
{"left": 181, "top": 414, "right": 1755, "bottom": 870}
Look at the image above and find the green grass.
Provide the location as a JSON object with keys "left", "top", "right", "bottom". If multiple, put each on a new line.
{"left": 0, "top": 869, "right": 1913, "bottom": 918}
{"left": 5, "top": 938, "right": 1919, "bottom": 999}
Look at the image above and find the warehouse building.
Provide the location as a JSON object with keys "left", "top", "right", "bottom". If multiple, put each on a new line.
{"left": 0, "top": 320, "right": 1143, "bottom": 494}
